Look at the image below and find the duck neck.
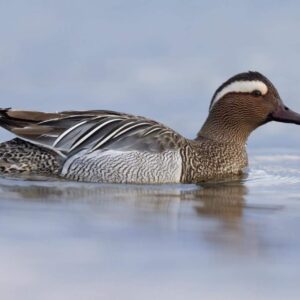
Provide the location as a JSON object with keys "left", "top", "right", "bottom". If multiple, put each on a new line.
{"left": 197, "top": 112, "right": 254, "bottom": 146}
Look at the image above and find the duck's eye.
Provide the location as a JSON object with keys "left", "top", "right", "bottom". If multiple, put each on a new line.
{"left": 252, "top": 90, "right": 262, "bottom": 97}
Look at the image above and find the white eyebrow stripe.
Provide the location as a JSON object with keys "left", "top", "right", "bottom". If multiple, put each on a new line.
{"left": 210, "top": 80, "right": 268, "bottom": 110}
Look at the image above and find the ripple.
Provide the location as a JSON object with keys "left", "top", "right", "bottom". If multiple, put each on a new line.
{"left": 246, "top": 168, "right": 300, "bottom": 187}
{"left": 252, "top": 154, "right": 300, "bottom": 162}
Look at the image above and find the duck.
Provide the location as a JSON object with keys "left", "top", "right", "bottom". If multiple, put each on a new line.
{"left": 0, "top": 71, "right": 299, "bottom": 184}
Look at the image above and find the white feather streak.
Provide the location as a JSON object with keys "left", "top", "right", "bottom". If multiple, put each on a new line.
{"left": 69, "top": 118, "right": 122, "bottom": 151}
{"left": 53, "top": 120, "right": 87, "bottom": 147}
{"left": 91, "top": 122, "right": 151, "bottom": 151}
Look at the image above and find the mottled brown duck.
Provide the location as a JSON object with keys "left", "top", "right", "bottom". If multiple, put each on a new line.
{"left": 0, "top": 71, "right": 299, "bottom": 183}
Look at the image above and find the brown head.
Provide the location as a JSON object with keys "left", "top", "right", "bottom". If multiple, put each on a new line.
{"left": 198, "top": 71, "right": 300, "bottom": 145}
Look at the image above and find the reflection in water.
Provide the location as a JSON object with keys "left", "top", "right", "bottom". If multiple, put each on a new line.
{"left": 0, "top": 178, "right": 247, "bottom": 219}
{"left": 194, "top": 182, "right": 246, "bottom": 220}
{"left": 0, "top": 177, "right": 282, "bottom": 255}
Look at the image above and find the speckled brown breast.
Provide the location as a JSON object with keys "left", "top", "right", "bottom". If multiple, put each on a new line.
{"left": 180, "top": 138, "right": 248, "bottom": 183}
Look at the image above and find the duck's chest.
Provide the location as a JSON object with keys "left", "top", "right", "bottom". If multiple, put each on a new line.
{"left": 180, "top": 143, "right": 248, "bottom": 183}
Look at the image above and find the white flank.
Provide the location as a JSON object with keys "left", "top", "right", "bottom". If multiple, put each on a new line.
{"left": 211, "top": 80, "right": 268, "bottom": 109}
{"left": 61, "top": 149, "right": 182, "bottom": 183}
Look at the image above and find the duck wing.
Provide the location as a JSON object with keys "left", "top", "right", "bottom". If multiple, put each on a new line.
{"left": 0, "top": 108, "right": 184, "bottom": 156}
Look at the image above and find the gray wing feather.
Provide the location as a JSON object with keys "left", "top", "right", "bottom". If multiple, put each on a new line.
{"left": 0, "top": 108, "right": 184, "bottom": 155}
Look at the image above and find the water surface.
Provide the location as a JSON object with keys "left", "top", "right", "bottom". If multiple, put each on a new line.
{"left": 0, "top": 149, "right": 299, "bottom": 300}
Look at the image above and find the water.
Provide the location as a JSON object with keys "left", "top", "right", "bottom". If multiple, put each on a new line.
{"left": 0, "top": 149, "right": 299, "bottom": 300}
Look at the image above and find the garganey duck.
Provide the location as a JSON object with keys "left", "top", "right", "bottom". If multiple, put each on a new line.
{"left": 0, "top": 71, "right": 299, "bottom": 184}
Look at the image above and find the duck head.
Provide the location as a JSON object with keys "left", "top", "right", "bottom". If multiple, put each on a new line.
{"left": 199, "top": 71, "right": 300, "bottom": 144}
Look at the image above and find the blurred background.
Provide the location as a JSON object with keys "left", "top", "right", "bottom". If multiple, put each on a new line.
{"left": 0, "top": 0, "right": 299, "bottom": 148}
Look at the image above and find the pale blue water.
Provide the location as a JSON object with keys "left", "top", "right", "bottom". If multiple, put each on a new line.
{"left": 0, "top": 149, "right": 299, "bottom": 300}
